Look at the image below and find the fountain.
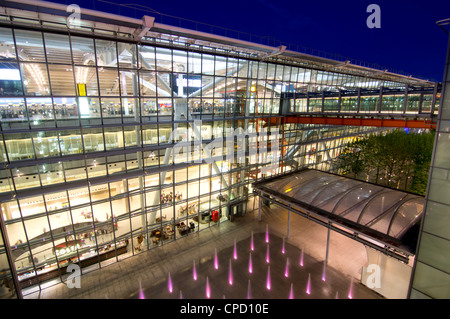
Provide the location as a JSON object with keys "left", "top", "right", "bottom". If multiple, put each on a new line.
{"left": 265, "top": 224, "right": 269, "bottom": 243}
{"left": 250, "top": 232, "right": 254, "bottom": 251}
{"left": 233, "top": 238, "right": 238, "bottom": 260}
{"left": 139, "top": 281, "right": 145, "bottom": 299}
{"left": 348, "top": 278, "right": 354, "bottom": 299}
{"left": 306, "top": 273, "right": 311, "bottom": 295}
{"left": 266, "top": 244, "right": 270, "bottom": 263}
{"left": 322, "top": 262, "right": 327, "bottom": 282}
{"left": 284, "top": 257, "right": 290, "bottom": 278}
{"left": 282, "top": 237, "right": 285, "bottom": 254}
{"left": 214, "top": 248, "right": 219, "bottom": 270}
{"left": 266, "top": 265, "right": 271, "bottom": 290}
{"left": 168, "top": 272, "right": 173, "bottom": 294}
{"left": 248, "top": 252, "right": 253, "bottom": 274}
{"left": 299, "top": 250, "right": 304, "bottom": 267}
{"left": 206, "top": 276, "right": 211, "bottom": 299}
{"left": 247, "top": 280, "right": 252, "bottom": 299}
{"left": 192, "top": 260, "right": 197, "bottom": 281}
{"left": 289, "top": 283, "right": 294, "bottom": 299}
{"left": 228, "top": 259, "right": 233, "bottom": 285}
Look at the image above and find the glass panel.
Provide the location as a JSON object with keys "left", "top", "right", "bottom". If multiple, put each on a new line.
{"left": 53, "top": 97, "right": 77, "bottom": 121}
{"left": 21, "top": 63, "right": 50, "bottom": 96}
{"left": 138, "top": 45, "right": 155, "bottom": 70}
{"left": 104, "top": 127, "right": 121, "bottom": 150}
{"left": 118, "top": 42, "right": 137, "bottom": 69}
{"left": 4, "top": 132, "right": 34, "bottom": 161}
{"left": 59, "top": 129, "right": 82, "bottom": 156}
{"left": 48, "top": 64, "right": 76, "bottom": 96}
{"left": 70, "top": 36, "right": 96, "bottom": 66}
{"left": 0, "top": 98, "right": 27, "bottom": 130}
{"left": 98, "top": 67, "right": 119, "bottom": 96}
{"left": 360, "top": 96, "right": 379, "bottom": 112}
{"left": 201, "top": 53, "right": 215, "bottom": 75}
{"left": 0, "top": 27, "right": 16, "bottom": 61}
{"left": 406, "top": 94, "right": 420, "bottom": 113}
{"left": 43, "top": 33, "right": 72, "bottom": 64}
{"left": 95, "top": 39, "right": 117, "bottom": 67}
{"left": 433, "top": 132, "right": 450, "bottom": 168}
{"left": 412, "top": 262, "right": 450, "bottom": 299}
{"left": 101, "top": 97, "right": 122, "bottom": 118}
{"left": 417, "top": 233, "right": 450, "bottom": 274}
{"left": 74, "top": 66, "right": 98, "bottom": 96}
{"left": 155, "top": 47, "right": 172, "bottom": 71}
{"left": 139, "top": 71, "right": 156, "bottom": 97}
{"left": 40, "top": 161, "right": 65, "bottom": 186}
{"left": 0, "top": 62, "right": 23, "bottom": 96}
{"left": 83, "top": 128, "right": 105, "bottom": 153}
{"left": 428, "top": 167, "right": 450, "bottom": 205}
{"left": 14, "top": 30, "right": 45, "bottom": 62}
{"left": 32, "top": 130, "right": 60, "bottom": 158}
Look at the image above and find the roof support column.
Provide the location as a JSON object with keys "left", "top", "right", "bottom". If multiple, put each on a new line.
{"left": 325, "top": 221, "right": 331, "bottom": 265}
{"left": 0, "top": 206, "right": 22, "bottom": 298}
{"left": 287, "top": 206, "right": 291, "bottom": 239}
{"left": 258, "top": 193, "right": 262, "bottom": 222}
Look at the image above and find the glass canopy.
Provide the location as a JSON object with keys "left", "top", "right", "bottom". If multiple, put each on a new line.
{"left": 254, "top": 169, "right": 424, "bottom": 244}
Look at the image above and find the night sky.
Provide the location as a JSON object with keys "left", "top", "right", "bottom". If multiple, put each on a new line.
{"left": 52, "top": 0, "right": 450, "bottom": 82}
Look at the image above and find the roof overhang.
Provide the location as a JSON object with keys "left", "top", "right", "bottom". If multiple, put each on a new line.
{"left": 0, "top": 0, "right": 436, "bottom": 87}
{"left": 253, "top": 169, "right": 424, "bottom": 262}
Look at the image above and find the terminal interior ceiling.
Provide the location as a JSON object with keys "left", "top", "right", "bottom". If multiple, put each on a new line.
{"left": 0, "top": 0, "right": 441, "bottom": 298}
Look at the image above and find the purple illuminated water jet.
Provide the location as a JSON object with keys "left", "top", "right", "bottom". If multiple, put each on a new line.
{"left": 168, "top": 272, "right": 173, "bottom": 294}
{"left": 306, "top": 273, "right": 311, "bottom": 295}
{"left": 250, "top": 232, "right": 254, "bottom": 251}
{"left": 289, "top": 283, "right": 294, "bottom": 299}
{"left": 193, "top": 260, "right": 197, "bottom": 281}
{"left": 266, "top": 244, "right": 270, "bottom": 263}
{"left": 206, "top": 277, "right": 211, "bottom": 299}
{"left": 282, "top": 237, "right": 285, "bottom": 254}
{"left": 348, "top": 278, "right": 354, "bottom": 299}
{"left": 248, "top": 252, "right": 253, "bottom": 274}
{"left": 139, "top": 282, "right": 145, "bottom": 299}
{"left": 265, "top": 224, "right": 269, "bottom": 243}
{"left": 247, "top": 280, "right": 252, "bottom": 299}
{"left": 228, "top": 259, "right": 233, "bottom": 285}
{"left": 266, "top": 265, "right": 271, "bottom": 290}
{"left": 284, "top": 257, "right": 290, "bottom": 278}
{"left": 299, "top": 250, "right": 304, "bottom": 267}
{"left": 322, "top": 263, "right": 327, "bottom": 282}
{"left": 233, "top": 238, "right": 238, "bottom": 260}
{"left": 214, "top": 248, "right": 219, "bottom": 270}
{"left": 179, "top": 290, "right": 183, "bottom": 299}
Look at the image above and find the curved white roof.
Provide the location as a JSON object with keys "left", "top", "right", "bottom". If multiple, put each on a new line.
{"left": 255, "top": 169, "right": 424, "bottom": 245}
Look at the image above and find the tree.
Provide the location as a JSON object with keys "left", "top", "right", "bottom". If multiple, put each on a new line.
{"left": 335, "top": 129, "right": 435, "bottom": 195}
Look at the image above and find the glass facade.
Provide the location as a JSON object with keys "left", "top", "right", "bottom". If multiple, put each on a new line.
{"left": 409, "top": 31, "right": 450, "bottom": 299}
{"left": 0, "top": 2, "right": 439, "bottom": 298}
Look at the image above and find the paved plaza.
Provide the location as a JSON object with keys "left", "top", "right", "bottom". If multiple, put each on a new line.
{"left": 24, "top": 201, "right": 382, "bottom": 299}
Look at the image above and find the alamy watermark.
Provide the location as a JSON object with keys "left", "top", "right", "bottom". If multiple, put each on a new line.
{"left": 172, "top": 121, "right": 281, "bottom": 173}
{"left": 365, "top": 264, "right": 381, "bottom": 289}
{"left": 366, "top": 4, "right": 381, "bottom": 29}
{"left": 66, "top": 264, "right": 81, "bottom": 289}
{"left": 66, "top": 4, "right": 81, "bottom": 28}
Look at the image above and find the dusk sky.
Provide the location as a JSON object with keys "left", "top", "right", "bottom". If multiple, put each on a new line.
{"left": 54, "top": 0, "right": 450, "bottom": 82}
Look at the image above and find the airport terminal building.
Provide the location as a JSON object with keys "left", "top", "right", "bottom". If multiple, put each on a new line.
{"left": 0, "top": 0, "right": 446, "bottom": 299}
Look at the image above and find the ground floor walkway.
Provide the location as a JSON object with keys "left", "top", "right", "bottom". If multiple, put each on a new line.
{"left": 24, "top": 200, "right": 382, "bottom": 299}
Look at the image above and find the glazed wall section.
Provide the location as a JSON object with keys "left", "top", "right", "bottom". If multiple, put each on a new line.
{"left": 0, "top": 25, "right": 391, "bottom": 297}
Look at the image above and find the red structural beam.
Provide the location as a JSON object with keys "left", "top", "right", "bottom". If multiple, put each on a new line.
{"left": 263, "top": 116, "right": 436, "bottom": 129}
